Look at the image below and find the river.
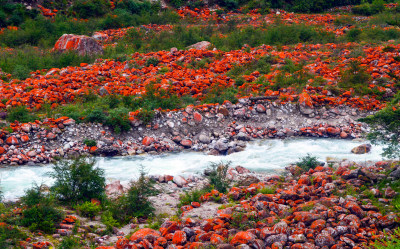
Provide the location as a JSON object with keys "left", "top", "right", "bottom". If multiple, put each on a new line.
{"left": 0, "top": 138, "right": 384, "bottom": 201}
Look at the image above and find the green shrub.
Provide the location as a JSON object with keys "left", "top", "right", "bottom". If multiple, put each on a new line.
{"left": 338, "top": 61, "right": 371, "bottom": 95}
{"left": 110, "top": 166, "right": 157, "bottom": 223}
{"left": 6, "top": 106, "right": 37, "bottom": 123}
{"left": 21, "top": 184, "right": 53, "bottom": 207}
{"left": 258, "top": 186, "right": 275, "bottom": 194}
{"left": 83, "top": 139, "right": 97, "bottom": 147}
{"left": 296, "top": 154, "right": 320, "bottom": 171}
{"left": 101, "top": 210, "right": 120, "bottom": 231}
{"left": 50, "top": 157, "right": 106, "bottom": 204}
{"left": 202, "top": 87, "right": 238, "bottom": 104}
{"left": 76, "top": 201, "right": 101, "bottom": 219}
{"left": 359, "top": 101, "right": 400, "bottom": 159}
{"left": 59, "top": 236, "right": 81, "bottom": 249}
{"left": 85, "top": 108, "right": 107, "bottom": 123}
{"left": 70, "top": 0, "right": 110, "bottom": 18}
{"left": 145, "top": 57, "right": 160, "bottom": 67}
{"left": 21, "top": 205, "right": 63, "bottom": 233}
{"left": 0, "top": 225, "right": 27, "bottom": 248}
{"left": 178, "top": 187, "right": 211, "bottom": 208}
{"left": 105, "top": 107, "right": 131, "bottom": 134}
{"left": 136, "top": 109, "right": 155, "bottom": 125}
{"left": 372, "top": 228, "right": 400, "bottom": 249}
{"left": 205, "top": 162, "right": 231, "bottom": 194}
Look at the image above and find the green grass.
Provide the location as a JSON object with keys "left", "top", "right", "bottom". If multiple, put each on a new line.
{"left": 372, "top": 228, "right": 400, "bottom": 249}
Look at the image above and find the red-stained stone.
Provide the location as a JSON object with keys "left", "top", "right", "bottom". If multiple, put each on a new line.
{"left": 130, "top": 228, "right": 160, "bottom": 242}
{"left": 5, "top": 136, "right": 19, "bottom": 145}
{"left": 142, "top": 136, "right": 154, "bottom": 146}
{"left": 193, "top": 112, "right": 203, "bottom": 123}
{"left": 172, "top": 230, "right": 187, "bottom": 245}
{"left": 230, "top": 231, "right": 256, "bottom": 245}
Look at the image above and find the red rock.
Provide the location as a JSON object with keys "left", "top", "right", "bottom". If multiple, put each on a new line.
{"left": 142, "top": 136, "right": 154, "bottom": 146}
{"left": 340, "top": 131, "right": 348, "bottom": 138}
{"left": 326, "top": 127, "right": 340, "bottom": 136}
{"left": 210, "top": 234, "right": 225, "bottom": 244}
{"left": 293, "top": 212, "right": 322, "bottom": 225}
{"left": 20, "top": 135, "right": 30, "bottom": 143}
{"left": 315, "top": 233, "right": 335, "bottom": 247}
{"left": 0, "top": 147, "right": 5, "bottom": 155}
{"left": 54, "top": 34, "right": 103, "bottom": 55}
{"left": 63, "top": 119, "right": 75, "bottom": 126}
{"left": 172, "top": 230, "right": 187, "bottom": 245}
{"left": 230, "top": 231, "right": 256, "bottom": 245}
{"left": 180, "top": 139, "right": 193, "bottom": 148}
{"left": 256, "top": 104, "right": 266, "bottom": 113}
{"left": 21, "top": 123, "right": 31, "bottom": 132}
{"left": 130, "top": 228, "right": 160, "bottom": 242}
{"left": 193, "top": 112, "right": 203, "bottom": 123}
{"left": 191, "top": 202, "right": 201, "bottom": 208}
{"left": 5, "top": 136, "right": 19, "bottom": 145}
{"left": 46, "top": 133, "right": 56, "bottom": 140}
{"left": 27, "top": 151, "right": 37, "bottom": 157}
{"left": 310, "top": 219, "right": 326, "bottom": 232}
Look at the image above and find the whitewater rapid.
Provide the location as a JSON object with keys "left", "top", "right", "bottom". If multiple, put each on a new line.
{"left": 0, "top": 138, "right": 384, "bottom": 201}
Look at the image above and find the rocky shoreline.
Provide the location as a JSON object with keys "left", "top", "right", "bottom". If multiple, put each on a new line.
{"left": 0, "top": 99, "right": 375, "bottom": 167}
{"left": 14, "top": 158, "right": 400, "bottom": 249}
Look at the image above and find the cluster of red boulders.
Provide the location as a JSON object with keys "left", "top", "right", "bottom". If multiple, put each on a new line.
{"left": 0, "top": 117, "right": 75, "bottom": 165}
{"left": 95, "top": 161, "right": 399, "bottom": 249}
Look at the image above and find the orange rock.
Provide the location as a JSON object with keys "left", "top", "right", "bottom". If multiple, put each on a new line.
{"left": 230, "top": 231, "right": 256, "bottom": 245}
{"left": 5, "top": 136, "right": 19, "bottom": 145}
{"left": 130, "top": 228, "right": 160, "bottom": 242}
{"left": 172, "top": 230, "right": 187, "bottom": 245}
{"left": 142, "top": 136, "right": 154, "bottom": 146}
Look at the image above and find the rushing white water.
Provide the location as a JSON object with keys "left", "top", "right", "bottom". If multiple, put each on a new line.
{"left": 0, "top": 138, "right": 384, "bottom": 201}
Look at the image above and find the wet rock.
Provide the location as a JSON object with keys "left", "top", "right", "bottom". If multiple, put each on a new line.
{"left": 173, "top": 176, "right": 187, "bottom": 187}
{"left": 97, "top": 146, "right": 119, "bottom": 156}
{"left": 351, "top": 144, "right": 371, "bottom": 154}
{"left": 199, "top": 134, "right": 211, "bottom": 144}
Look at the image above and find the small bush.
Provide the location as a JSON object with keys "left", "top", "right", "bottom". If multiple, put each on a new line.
{"left": 136, "top": 109, "right": 155, "bottom": 125}
{"left": 83, "top": 139, "right": 97, "bottom": 147}
{"left": 70, "top": 0, "right": 110, "bottom": 18}
{"left": 178, "top": 187, "right": 211, "bottom": 208}
{"left": 85, "top": 108, "right": 107, "bottom": 123}
{"left": 101, "top": 210, "right": 120, "bottom": 232}
{"left": 205, "top": 162, "right": 231, "bottom": 194}
{"left": 258, "top": 186, "right": 275, "bottom": 195}
{"left": 76, "top": 201, "right": 101, "bottom": 219}
{"left": 110, "top": 165, "right": 157, "bottom": 223}
{"left": 59, "top": 236, "right": 81, "bottom": 249}
{"left": 50, "top": 157, "right": 106, "bottom": 204}
{"left": 338, "top": 61, "right": 371, "bottom": 95}
{"left": 105, "top": 107, "right": 131, "bottom": 134}
{"left": 6, "top": 106, "right": 37, "bottom": 123}
{"left": 21, "top": 184, "right": 53, "bottom": 207}
{"left": 296, "top": 154, "right": 320, "bottom": 171}
{"left": 145, "top": 57, "right": 160, "bottom": 67}
{"left": 21, "top": 205, "right": 63, "bottom": 233}
{"left": 0, "top": 225, "right": 27, "bottom": 248}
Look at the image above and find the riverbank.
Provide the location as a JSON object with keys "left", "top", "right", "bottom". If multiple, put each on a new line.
{"left": 0, "top": 99, "right": 375, "bottom": 167}
{"left": 2, "top": 158, "right": 399, "bottom": 248}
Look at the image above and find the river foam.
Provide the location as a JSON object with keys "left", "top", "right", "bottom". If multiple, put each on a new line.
{"left": 0, "top": 138, "right": 384, "bottom": 201}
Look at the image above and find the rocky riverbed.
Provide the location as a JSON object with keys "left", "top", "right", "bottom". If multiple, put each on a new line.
{"left": 14, "top": 158, "right": 400, "bottom": 249}
{"left": 0, "top": 99, "right": 375, "bottom": 166}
